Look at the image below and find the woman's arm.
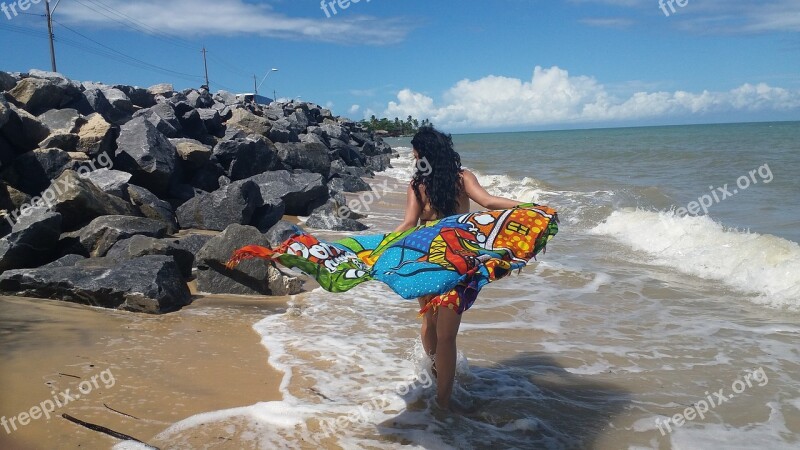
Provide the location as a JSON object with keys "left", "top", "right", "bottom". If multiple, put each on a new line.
{"left": 393, "top": 184, "right": 423, "bottom": 232}
{"left": 462, "top": 169, "right": 522, "bottom": 210}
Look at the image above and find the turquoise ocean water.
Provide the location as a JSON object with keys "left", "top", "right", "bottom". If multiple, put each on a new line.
{"left": 125, "top": 122, "right": 800, "bottom": 450}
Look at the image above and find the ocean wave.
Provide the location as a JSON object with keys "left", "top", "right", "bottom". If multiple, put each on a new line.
{"left": 590, "top": 209, "right": 800, "bottom": 309}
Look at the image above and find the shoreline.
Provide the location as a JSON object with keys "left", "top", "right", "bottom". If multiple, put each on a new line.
{"left": 0, "top": 294, "right": 288, "bottom": 450}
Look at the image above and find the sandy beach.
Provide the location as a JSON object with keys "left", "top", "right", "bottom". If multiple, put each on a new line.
{"left": 0, "top": 292, "right": 287, "bottom": 450}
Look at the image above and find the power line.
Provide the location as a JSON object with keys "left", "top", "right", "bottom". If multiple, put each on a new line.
{"left": 53, "top": 18, "right": 204, "bottom": 82}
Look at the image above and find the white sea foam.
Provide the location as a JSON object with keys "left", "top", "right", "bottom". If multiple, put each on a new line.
{"left": 590, "top": 209, "right": 800, "bottom": 310}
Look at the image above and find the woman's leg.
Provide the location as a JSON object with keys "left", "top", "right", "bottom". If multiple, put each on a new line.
{"left": 418, "top": 295, "right": 437, "bottom": 360}
{"left": 434, "top": 305, "right": 462, "bottom": 409}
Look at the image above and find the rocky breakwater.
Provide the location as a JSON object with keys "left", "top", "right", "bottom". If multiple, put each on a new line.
{"left": 0, "top": 69, "right": 396, "bottom": 313}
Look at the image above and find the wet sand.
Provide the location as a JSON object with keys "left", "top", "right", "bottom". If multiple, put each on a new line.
{"left": 0, "top": 293, "right": 287, "bottom": 450}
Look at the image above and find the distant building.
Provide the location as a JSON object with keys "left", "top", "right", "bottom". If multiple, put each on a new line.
{"left": 236, "top": 93, "right": 274, "bottom": 105}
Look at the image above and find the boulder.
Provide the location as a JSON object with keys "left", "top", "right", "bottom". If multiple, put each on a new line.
{"left": 84, "top": 168, "right": 131, "bottom": 198}
{"left": 0, "top": 96, "right": 9, "bottom": 130}
{"left": 329, "top": 138, "right": 365, "bottom": 167}
{"left": 329, "top": 174, "right": 372, "bottom": 193}
{"left": 106, "top": 235, "right": 194, "bottom": 278}
{"left": 114, "top": 116, "right": 179, "bottom": 196}
{"left": 197, "top": 108, "right": 224, "bottom": 136}
{"left": 147, "top": 83, "right": 174, "bottom": 96}
{"left": 365, "top": 154, "right": 391, "bottom": 173}
{"left": 48, "top": 170, "right": 140, "bottom": 230}
{"left": 136, "top": 102, "right": 182, "bottom": 138}
{"left": 2, "top": 148, "right": 75, "bottom": 195}
{"left": 98, "top": 86, "right": 134, "bottom": 116}
{"left": 195, "top": 224, "right": 302, "bottom": 296}
{"left": 0, "top": 71, "right": 17, "bottom": 91}
{"left": 213, "top": 136, "right": 280, "bottom": 181}
{"left": 59, "top": 215, "right": 168, "bottom": 258}
{"left": 245, "top": 170, "right": 328, "bottom": 216}
{"left": 73, "top": 87, "right": 113, "bottom": 119}
{"left": 37, "top": 108, "right": 85, "bottom": 134}
{"left": 225, "top": 108, "right": 271, "bottom": 137}
{"left": 175, "top": 104, "right": 209, "bottom": 141}
{"left": 170, "top": 138, "right": 212, "bottom": 168}
{"left": 116, "top": 85, "right": 154, "bottom": 108}
{"left": 1, "top": 104, "right": 50, "bottom": 152}
{"left": 320, "top": 122, "right": 349, "bottom": 142}
{"left": 274, "top": 142, "right": 331, "bottom": 178}
{"left": 176, "top": 180, "right": 261, "bottom": 231}
{"left": 264, "top": 220, "right": 299, "bottom": 246}
{"left": 305, "top": 200, "right": 368, "bottom": 231}
{"left": 252, "top": 196, "right": 285, "bottom": 233}
{"left": 0, "top": 255, "right": 191, "bottom": 313}
{"left": 0, "top": 209, "right": 62, "bottom": 272}
{"left": 170, "top": 233, "right": 213, "bottom": 267}
{"left": 38, "top": 133, "right": 79, "bottom": 152}
{"left": 76, "top": 113, "right": 114, "bottom": 156}
{"left": 7, "top": 77, "right": 80, "bottom": 115}
{"left": 127, "top": 184, "right": 178, "bottom": 234}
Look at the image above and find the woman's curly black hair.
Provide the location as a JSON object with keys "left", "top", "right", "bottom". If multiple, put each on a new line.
{"left": 410, "top": 126, "right": 464, "bottom": 218}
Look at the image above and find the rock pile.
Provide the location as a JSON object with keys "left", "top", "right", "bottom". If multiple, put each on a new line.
{"left": 0, "top": 69, "right": 396, "bottom": 313}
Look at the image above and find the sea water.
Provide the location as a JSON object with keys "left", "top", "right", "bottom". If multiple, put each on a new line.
{"left": 120, "top": 121, "right": 800, "bottom": 449}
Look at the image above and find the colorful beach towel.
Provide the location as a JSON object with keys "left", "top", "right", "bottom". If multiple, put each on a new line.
{"left": 226, "top": 203, "right": 558, "bottom": 315}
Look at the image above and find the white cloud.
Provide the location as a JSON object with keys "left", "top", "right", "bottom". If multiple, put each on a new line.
{"left": 349, "top": 104, "right": 361, "bottom": 115}
{"left": 57, "top": 0, "right": 408, "bottom": 45}
{"left": 383, "top": 66, "right": 800, "bottom": 129}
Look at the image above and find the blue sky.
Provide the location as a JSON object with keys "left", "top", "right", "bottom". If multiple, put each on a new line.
{"left": 1, "top": 0, "right": 798, "bottom": 132}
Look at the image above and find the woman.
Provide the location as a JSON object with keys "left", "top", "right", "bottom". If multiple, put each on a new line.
{"left": 393, "top": 126, "right": 522, "bottom": 410}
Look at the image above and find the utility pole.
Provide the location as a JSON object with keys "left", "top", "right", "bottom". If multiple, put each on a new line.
{"left": 253, "top": 75, "right": 258, "bottom": 96}
{"left": 45, "top": 0, "right": 60, "bottom": 72}
{"left": 201, "top": 46, "right": 210, "bottom": 89}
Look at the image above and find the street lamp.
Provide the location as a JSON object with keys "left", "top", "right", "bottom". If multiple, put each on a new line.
{"left": 254, "top": 68, "right": 278, "bottom": 98}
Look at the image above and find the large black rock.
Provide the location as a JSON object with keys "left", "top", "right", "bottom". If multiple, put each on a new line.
{"left": 106, "top": 235, "right": 194, "bottom": 279}
{"left": 48, "top": 170, "right": 140, "bottom": 231}
{"left": 0, "top": 255, "right": 191, "bottom": 313}
{"left": 0, "top": 209, "right": 62, "bottom": 272}
{"left": 59, "top": 215, "right": 168, "bottom": 257}
{"left": 114, "top": 116, "right": 180, "bottom": 196}
{"left": 176, "top": 179, "right": 261, "bottom": 231}
{"left": 274, "top": 142, "right": 332, "bottom": 178}
{"left": 127, "top": 184, "right": 179, "bottom": 234}
{"left": 244, "top": 170, "right": 328, "bottom": 216}
{"left": 195, "top": 224, "right": 301, "bottom": 296}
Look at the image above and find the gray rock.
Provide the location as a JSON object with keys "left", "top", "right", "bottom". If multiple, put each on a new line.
{"left": 329, "top": 138, "right": 365, "bottom": 167}
{"left": 99, "top": 86, "right": 133, "bottom": 116}
{"left": 170, "top": 138, "right": 212, "bottom": 168}
{"left": 116, "top": 85, "right": 154, "bottom": 108}
{"left": 213, "top": 136, "right": 280, "bottom": 181}
{"left": 1, "top": 104, "right": 50, "bottom": 152}
{"left": 175, "top": 104, "right": 209, "bottom": 141}
{"left": 264, "top": 220, "right": 300, "bottom": 246}
{"left": 176, "top": 180, "right": 261, "bottom": 231}
{"left": 48, "top": 170, "right": 140, "bottom": 231}
{"left": 75, "top": 113, "right": 114, "bottom": 156}
{"left": 197, "top": 108, "right": 223, "bottom": 136}
{"left": 0, "top": 71, "right": 17, "bottom": 92}
{"left": 127, "top": 184, "right": 178, "bottom": 234}
{"left": 0, "top": 254, "right": 191, "bottom": 313}
{"left": 114, "top": 116, "right": 179, "bottom": 196}
{"left": 39, "top": 253, "right": 86, "bottom": 269}
{"left": 2, "top": 148, "right": 75, "bottom": 195}
{"left": 225, "top": 108, "right": 271, "bottom": 136}
{"left": 329, "top": 174, "right": 372, "bottom": 193}
{"left": 320, "top": 122, "right": 350, "bottom": 142}
{"left": 213, "top": 90, "right": 238, "bottom": 106}
{"left": 305, "top": 199, "right": 368, "bottom": 231}
{"left": 0, "top": 209, "right": 62, "bottom": 272}
{"left": 84, "top": 168, "right": 132, "bottom": 198}
{"left": 37, "top": 108, "right": 85, "bottom": 134}
{"left": 274, "top": 142, "right": 332, "bottom": 178}
{"left": 147, "top": 83, "right": 174, "bottom": 96}
{"left": 267, "top": 120, "right": 299, "bottom": 144}
{"left": 136, "top": 102, "right": 182, "bottom": 138}
{"left": 38, "top": 133, "right": 79, "bottom": 152}
{"left": 252, "top": 196, "right": 285, "bottom": 233}
{"left": 59, "top": 215, "right": 168, "bottom": 258}
{"left": 79, "top": 88, "right": 113, "bottom": 119}
{"left": 365, "top": 154, "right": 391, "bottom": 172}
{"left": 0, "top": 96, "right": 9, "bottom": 130}
{"left": 170, "top": 233, "right": 213, "bottom": 265}
{"left": 245, "top": 170, "right": 328, "bottom": 216}
{"left": 106, "top": 235, "right": 194, "bottom": 278}
{"left": 195, "top": 224, "right": 301, "bottom": 296}
{"left": 8, "top": 77, "right": 80, "bottom": 115}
